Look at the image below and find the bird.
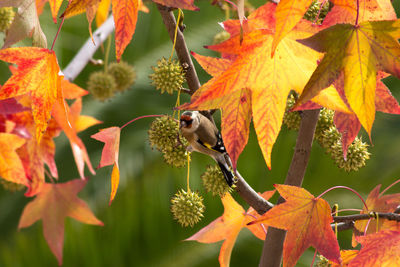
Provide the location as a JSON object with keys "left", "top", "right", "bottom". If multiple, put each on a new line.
{"left": 179, "top": 110, "right": 235, "bottom": 186}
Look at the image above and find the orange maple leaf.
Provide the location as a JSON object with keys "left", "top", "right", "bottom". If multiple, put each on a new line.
{"left": 0, "top": 47, "right": 62, "bottom": 142}
{"left": 96, "top": 0, "right": 148, "bottom": 27}
{"left": 349, "top": 230, "right": 400, "bottom": 266}
{"left": 352, "top": 184, "right": 400, "bottom": 245}
{"left": 249, "top": 184, "right": 341, "bottom": 267}
{"left": 0, "top": 132, "right": 27, "bottom": 185}
{"left": 181, "top": 3, "right": 349, "bottom": 169}
{"left": 52, "top": 98, "right": 97, "bottom": 180}
{"left": 112, "top": 0, "right": 138, "bottom": 61}
{"left": 330, "top": 250, "right": 359, "bottom": 267}
{"left": 296, "top": 20, "right": 400, "bottom": 136}
{"left": 296, "top": 72, "right": 400, "bottom": 157}
{"left": 18, "top": 179, "right": 103, "bottom": 265}
{"left": 272, "top": 0, "right": 313, "bottom": 56}
{"left": 63, "top": 0, "right": 145, "bottom": 61}
{"left": 187, "top": 191, "right": 274, "bottom": 267}
{"left": 91, "top": 126, "right": 121, "bottom": 204}
{"left": 8, "top": 111, "right": 61, "bottom": 196}
{"left": 61, "top": 78, "right": 89, "bottom": 99}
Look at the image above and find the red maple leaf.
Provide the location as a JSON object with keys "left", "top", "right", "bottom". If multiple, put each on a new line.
{"left": 91, "top": 126, "right": 121, "bottom": 204}
{"left": 18, "top": 179, "right": 103, "bottom": 265}
{"left": 249, "top": 184, "right": 341, "bottom": 267}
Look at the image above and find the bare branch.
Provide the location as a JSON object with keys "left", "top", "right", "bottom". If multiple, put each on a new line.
{"left": 334, "top": 212, "right": 400, "bottom": 223}
{"left": 259, "top": 109, "right": 321, "bottom": 267}
{"left": 63, "top": 16, "right": 115, "bottom": 81}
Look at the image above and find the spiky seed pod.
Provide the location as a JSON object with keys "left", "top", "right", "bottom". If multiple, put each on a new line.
{"left": 87, "top": 71, "right": 116, "bottom": 101}
{"left": 303, "top": 0, "right": 331, "bottom": 24}
{"left": 319, "top": 126, "right": 341, "bottom": 153}
{"left": 162, "top": 144, "right": 189, "bottom": 168}
{"left": 0, "top": 178, "right": 24, "bottom": 192}
{"left": 107, "top": 61, "right": 136, "bottom": 92}
{"left": 213, "top": 31, "right": 230, "bottom": 45}
{"left": 283, "top": 94, "right": 301, "bottom": 131}
{"left": 201, "top": 165, "right": 233, "bottom": 197}
{"left": 315, "top": 255, "right": 330, "bottom": 267}
{"left": 171, "top": 189, "right": 205, "bottom": 227}
{"left": 315, "top": 108, "right": 335, "bottom": 143}
{"left": 148, "top": 116, "right": 190, "bottom": 168}
{"left": 148, "top": 116, "right": 181, "bottom": 151}
{"left": 0, "top": 7, "right": 15, "bottom": 32}
{"left": 149, "top": 58, "right": 185, "bottom": 94}
{"left": 330, "top": 137, "right": 370, "bottom": 172}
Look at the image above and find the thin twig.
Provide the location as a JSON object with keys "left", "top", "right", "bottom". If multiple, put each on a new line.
{"left": 333, "top": 212, "right": 400, "bottom": 223}
{"left": 63, "top": 16, "right": 115, "bottom": 81}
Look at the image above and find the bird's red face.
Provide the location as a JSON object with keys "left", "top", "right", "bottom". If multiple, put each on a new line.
{"left": 180, "top": 114, "right": 193, "bottom": 129}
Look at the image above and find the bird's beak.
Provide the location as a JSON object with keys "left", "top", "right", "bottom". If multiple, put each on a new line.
{"left": 180, "top": 120, "right": 186, "bottom": 129}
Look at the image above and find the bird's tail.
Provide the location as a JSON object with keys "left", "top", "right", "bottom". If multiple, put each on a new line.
{"left": 217, "top": 161, "right": 235, "bottom": 187}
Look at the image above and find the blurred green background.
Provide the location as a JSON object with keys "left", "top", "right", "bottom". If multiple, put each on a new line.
{"left": 1, "top": 0, "right": 400, "bottom": 266}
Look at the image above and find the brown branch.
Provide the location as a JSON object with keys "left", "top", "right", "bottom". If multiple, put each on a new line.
{"left": 259, "top": 109, "right": 321, "bottom": 267}
{"left": 156, "top": 4, "right": 200, "bottom": 95}
{"left": 156, "top": 5, "right": 274, "bottom": 213}
{"left": 333, "top": 212, "right": 400, "bottom": 223}
{"left": 332, "top": 221, "right": 354, "bottom": 231}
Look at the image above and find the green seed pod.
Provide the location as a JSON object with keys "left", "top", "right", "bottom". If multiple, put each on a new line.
{"left": 148, "top": 116, "right": 190, "bottom": 167}
{"left": 148, "top": 116, "right": 180, "bottom": 151}
{"left": 0, "top": 7, "right": 15, "bottom": 32}
{"left": 213, "top": 31, "right": 230, "bottom": 45}
{"left": 315, "top": 255, "right": 330, "bottom": 267}
{"left": 283, "top": 94, "right": 301, "bottom": 131}
{"left": 201, "top": 165, "right": 233, "bottom": 197}
{"left": 171, "top": 189, "right": 205, "bottom": 227}
{"left": 315, "top": 108, "right": 335, "bottom": 143}
{"left": 149, "top": 58, "right": 185, "bottom": 94}
{"left": 318, "top": 126, "right": 341, "bottom": 153}
{"left": 87, "top": 71, "right": 116, "bottom": 101}
{"left": 162, "top": 144, "right": 189, "bottom": 168}
{"left": 330, "top": 137, "right": 370, "bottom": 172}
{"left": 107, "top": 61, "right": 136, "bottom": 92}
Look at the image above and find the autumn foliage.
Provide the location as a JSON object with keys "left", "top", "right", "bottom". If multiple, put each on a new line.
{"left": 1, "top": 0, "right": 400, "bottom": 266}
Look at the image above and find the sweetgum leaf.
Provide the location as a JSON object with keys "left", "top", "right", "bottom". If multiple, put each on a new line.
{"left": 0, "top": 47, "right": 62, "bottom": 141}
{"left": 297, "top": 20, "right": 400, "bottom": 136}
{"left": 249, "top": 184, "right": 341, "bottom": 267}
{"left": 91, "top": 127, "right": 121, "bottom": 204}
{"left": 19, "top": 179, "right": 103, "bottom": 265}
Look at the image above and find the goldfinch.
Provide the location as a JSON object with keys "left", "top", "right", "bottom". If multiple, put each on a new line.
{"left": 179, "top": 111, "right": 235, "bottom": 186}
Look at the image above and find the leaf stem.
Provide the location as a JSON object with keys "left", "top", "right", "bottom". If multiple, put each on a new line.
{"left": 310, "top": 250, "right": 317, "bottom": 267}
{"left": 187, "top": 152, "right": 191, "bottom": 193}
{"left": 120, "top": 114, "right": 164, "bottom": 131}
{"left": 51, "top": 15, "right": 66, "bottom": 51}
{"left": 355, "top": 0, "right": 360, "bottom": 26}
{"left": 379, "top": 178, "right": 400, "bottom": 197}
{"left": 317, "top": 185, "right": 368, "bottom": 211}
{"left": 169, "top": 9, "right": 182, "bottom": 62}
